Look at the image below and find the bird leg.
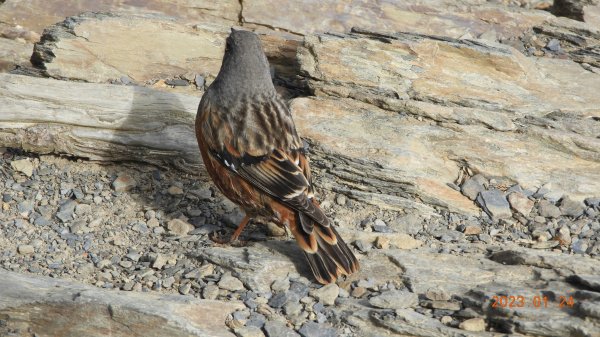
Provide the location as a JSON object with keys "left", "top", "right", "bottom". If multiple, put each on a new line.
{"left": 211, "top": 215, "right": 250, "bottom": 244}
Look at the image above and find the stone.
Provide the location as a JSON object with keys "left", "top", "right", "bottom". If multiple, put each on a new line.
{"left": 459, "top": 317, "right": 486, "bottom": 332}
{"left": 425, "top": 288, "right": 451, "bottom": 301}
{"left": 584, "top": 197, "right": 600, "bottom": 207}
{"left": 538, "top": 200, "right": 561, "bottom": 218}
{"left": 462, "top": 225, "right": 482, "bottom": 235}
{"left": 218, "top": 274, "right": 244, "bottom": 292}
{"left": 508, "top": 192, "right": 534, "bottom": 216}
{"left": 569, "top": 275, "right": 600, "bottom": 292}
{"left": 477, "top": 189, "right": 512, "bottom": 220}
{"left": 374, "top": 236, "right": 390, "bottom": 249}
{"left": 559, "top": 196, "right": 585, "bottom": 217}
{"left": 545, "top": 38, "right": 561, "bottom": 52}
{"left": 203, "top": 284, "right": 219, "bottom": 300}
{"left": 75, "top": 203, "right": 92, "bottom": 216}
{"left": 167, "top": 185, "right": 184, "bottom": 195}
{"left": 335, "top": 194, "right": 346, "bottom": 205}
{"left": 246, "top": 313, "right": 266, "bottom": 328}
{"left": 421, "top": 300, "right": 461, "bottom": 311}
{"left": 298, "top": 321, "right": 337, "bottom": 337}
{"left": 263, "top": 321, "right": 300, "bottom": 337}
{"left": 271, "top": 278, "right": 290, "bottom": 292}
{"left": 112, "top": 174, "right": 137, "bottom": 192}
{"left": 266, "top": 222, "right": 286, "bottom": 237}
{"left": 369, "top": 290, "right": 418, "bottom": 309}
{"left": 571, "top": 239, "right": 589, "bottom": 254}
{"left": 17, "top": 244, "right": 34, "bottom": 255}
{"left": 167, "top": 219, "right": 194, "bottom": 236}
{"left": 556, "top": 226, "right": 572, "bottom": 246}
{"left": 10, "top": 159, "right": 34, "bottom": 177}
{"left": 461, "top": 176, "right": 486, "bottom": 201}
{"left": 309, "top": 283, "right": 339, "bottom": 306}
{"left": 234, "top": 326, "right": 265, "bottom": 337}
{"left": 390, "top": 213, "right": 423, "bottom": 235}
{"left": 268, "top": 292, "right": 297, "bottom": 309}
{"left": 0, "top": 270, "right": 243, "bottom": 337}
{"left": 351, "top": 287, "right": 367, "bottom": 298}
{"left": 152, "top": 254, "right": 168, "bottom": 270}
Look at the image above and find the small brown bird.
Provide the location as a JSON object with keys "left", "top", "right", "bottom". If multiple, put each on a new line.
{"left": 195, "top": 29, "right": 359, "bottom": 284}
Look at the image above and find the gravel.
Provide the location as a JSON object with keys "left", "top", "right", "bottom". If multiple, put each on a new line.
{"left": 1, "top": 150, "right": 599, "bottom": 336}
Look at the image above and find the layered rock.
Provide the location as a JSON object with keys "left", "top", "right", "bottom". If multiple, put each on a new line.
{"left": 0, "top": 271, "right": 244, "bottom": 337}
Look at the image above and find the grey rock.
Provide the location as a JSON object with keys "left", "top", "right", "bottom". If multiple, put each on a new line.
{"left": 0, "top": 270, "right": 243, "bottom": 337}
{"left": 14, "top": 218, "right": 29, "bottom": 228}
{"left": 165, "top": 79, "right": 189, "bottom": 86}
{"left": 335, "top": 194, "right": 346, "bottom": 205}
{"left": 264, "top": 321, "right": 300, "bottom": 337}
{"left": 17, "top": 245, "right": 34, "bottom": 255}
{"left": 477, "top": 189, "right": 511, "bottom": 219}
{"left": 577, "top": 302, "right": 600, "bottom": 320}
{"left": 545, "top": 38, "right": 561, "bottom": 52}
{"left": 195, "top": 74, "right": 205, "bottom": 88}
{"left": 203, "top": 284, "right": 219, "bottom": 300}
{"left": 559, "top": 196, "right": 585, "bottom": 217}
{"left": 218, "top": 274, "right": 244, "bottom": 291}
{"left": 283, "top": 302, "right": 303, "bottom": 316}
{"left": 584, "top": 197, "right": 600, "bottom": 207}
{"left": 420, "top": 300, "right": 461, "bottom": 311}
{"left": 538, "top": 200, "right": 561, "bottom": 218}
{"left": 246, "top": 313, "right": 266, "bottom": 328}
{"left": 167, "top": 219, "right": 194, "bottom": 236}
{"left": 461, "top": 175, "right": 486, "bottom": 200}
{"left": 425, "top": 287, "right": 451, "bottom": 301}
{"left": 458, "top": 317, "right": 485, "bottom": 331}
{"left": 17, "top": 200, "right": 34, "bottom": 214}
{"left": 234, "top": 326, "right": 265, "bottom": 337}
{"left": 437, "top": 230, "right": 464, "bottom": 243}
{"left": 507, "top": 192, "right": 534, "bottom": 216}
{"left": 309, "top": 283, "right": 339, "bottom": 306}
{"left": 571, "top": 239, "right": 589, "bottom": 254}
{"left": 271, "top": 278, "right": 290, "bottom": 292}
{"left": 10, "top": 159, "right": 34, "bottom": 177}
{"left": 534, "top": 183, "right": 553, "bottom": 198}
{"left": 268, "top": 291, "right": 298, "bottom": 308}
{"left": 390, "top": 213, "right": 423, "bottom": 235}
{"left": 369, "top": 290, "right": 418, "bottom": 309}
{"left": 569, "top": 275, "right": 600, "bottom": 292}
{"left": 354, "top": 239, "right": 371, "bottom": 253}
{"left": 298, "top": 321, "right": 337, "bottom": 337}
{"left": 178, "top": 282, "right": 191, "bottom": 295}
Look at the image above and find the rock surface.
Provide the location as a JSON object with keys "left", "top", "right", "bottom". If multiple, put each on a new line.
{"left": 0, "top": 270, "right": 243, "bottom": 337}
{"left": 2, "top": 0, "right": 600, "bottom": 336}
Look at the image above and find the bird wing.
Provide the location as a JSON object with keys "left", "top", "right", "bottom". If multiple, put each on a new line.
{"left": 198, "top": 91, "right": 329, "bottom": 229}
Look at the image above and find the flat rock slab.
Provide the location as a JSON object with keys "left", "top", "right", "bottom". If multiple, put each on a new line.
{"left": 295, "top": 30, "right": 600, "bottom": 211}
{"left": 243, "top": 0, "right": 550, "bottom": 39}
{"left": 0, "top": 270, "right": 244, "bottom": 337}
{"left": 0, "top": 0, "right": 239, "bottom": 34}
{"left": 32, "top": 12, "right": 228, "bottom": 83}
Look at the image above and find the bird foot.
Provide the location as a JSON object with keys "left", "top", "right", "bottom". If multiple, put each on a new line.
{"left": 209, "top": 231, "right": 247, "bottom": 246}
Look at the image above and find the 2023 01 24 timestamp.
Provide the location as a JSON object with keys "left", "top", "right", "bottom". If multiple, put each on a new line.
{"left": 490, "top": 295, "right": 575, "bottom": 309}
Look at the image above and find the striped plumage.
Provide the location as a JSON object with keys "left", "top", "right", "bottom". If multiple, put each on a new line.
{"left": 195, "top": 29, "right": 359, "bottom": 284}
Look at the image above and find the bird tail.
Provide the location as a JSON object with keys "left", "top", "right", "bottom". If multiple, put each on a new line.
{"left": 291, "top": 212, "right": 359, "bottom": 284}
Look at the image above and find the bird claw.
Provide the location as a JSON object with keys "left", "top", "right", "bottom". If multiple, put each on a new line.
{"left": 209, "top": 231, "right": 248, "bottom": 246}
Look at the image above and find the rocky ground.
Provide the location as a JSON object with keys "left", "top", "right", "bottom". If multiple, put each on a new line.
{"left": 1, "top": 148, "right": 599, "bottom": 337}
{"left": 1, "top": 0, "right": 600, "bottom": 336}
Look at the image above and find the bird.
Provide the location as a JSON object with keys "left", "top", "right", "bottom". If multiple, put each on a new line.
{"left": 195, "top": 29, "right": 359, "bottom": 284}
